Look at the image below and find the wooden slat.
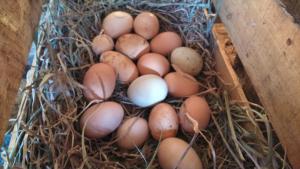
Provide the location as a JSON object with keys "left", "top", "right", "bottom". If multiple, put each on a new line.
{"left": 0, "top": 0, "right": 42, "bottom": 145}
{"left": 212, "top": 23, "right": 265, "bottom": 143}
{"left": 214, "top": 0, "right": 300, "bottom": 167}
{"left": 213, "top": 23, "right": 250, "bottom": 105}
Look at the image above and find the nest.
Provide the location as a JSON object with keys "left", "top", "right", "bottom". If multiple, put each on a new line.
{"left": 4, "top": 0, "right": 291, "bottom": 169}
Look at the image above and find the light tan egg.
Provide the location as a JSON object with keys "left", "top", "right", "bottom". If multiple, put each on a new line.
{"left": 117, "top": 117, "right": 149, "bottom": 149}
{"left": 134, "top": 12, "right": 159, "bottom": 39}
{"left": 179, "top": 96, "right": 211, "bottom": 133}
{"left": 137, "top": 53, "right": 170, "bottom": 76}
{"left": 115, "top": 33, "right": 150, "bottom": 60}
{"left": 148, "top": 103, "right": 178, "bottom": 140}
{"left": 164, "top": 72, "right": 199, "bottom": 97}
{"left": 100, "top": 51, "right": 138, "bottom": 84}
{"left": 158, "top": 137, "right": 203, "bottom": 169}
{"left": 150, "top": 32, "right": 182, "bottom": 55}
{"left": 102, "top": 11, "right": 133, "bottom": 38}
{"left": 91, "top": 34, "right": 114, "bottom": 55}
{"left": 83, "top": 63, "right": 116, "bottom": 101}
{"left": 171, "top": 47, "right": 203, "bottom": 76}
{"left": 80, "top": 101, "right": 124, "bottom": 138}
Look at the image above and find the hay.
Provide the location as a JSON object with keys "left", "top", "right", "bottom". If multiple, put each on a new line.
{"left": 5, "top": 0, "right": 291, "bottom": 168}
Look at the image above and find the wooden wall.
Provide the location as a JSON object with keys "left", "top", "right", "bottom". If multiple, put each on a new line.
{"left": 214, "top": 0, "right": 300, "bottom": 167}
{"left": 0, "top": 0, "right": 42, "bottom": 145}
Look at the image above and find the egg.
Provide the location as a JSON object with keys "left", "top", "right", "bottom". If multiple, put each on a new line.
{"left": 137, "top": 53, "right": 170, "bottom": 76}
{"left": 171, "top": 47, "right": 203, "bottom": 76}
{"left": 100, "top": 51, "right": 138, "bottom": 84}
{"left": 133, "top": 12, "right": 159, "bottom": 39}
{"left": 91, "top": 34, "right": 114, "bottom": 55}
{"left": 102, "top": 11, "right": 133, "bottom": 38}
{"left": 164, "top": 72, "right": 199, "bottom": 97}
{"left": 148, "top": 103, "right": 178, "bottom": 140}
{"left": 83, "top": 63, "right": 116, "bottom": 100}
{"left": 80, "top": 101, "right": 124, "bottom": 138}
{"left": 158, "top": 137, "right": 203, "bottom": 169}
{"left": 179, "top": 96, "right": 211, "bottom": 133}
{"left": 127, "top": 75, "right": 168, "bottom": 107}
{"left": 150, "top": 32, "right": 182, "bottom": 55}
{"left": 117, "top": 117, "right": 149, "bottom": 149}
{"left": 115, "top": 33, "right": 150, "bottom": 60}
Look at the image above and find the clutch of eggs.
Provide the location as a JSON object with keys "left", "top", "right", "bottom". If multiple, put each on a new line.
{"left": 80, "top": 10, "right": 213, "bottom": 169}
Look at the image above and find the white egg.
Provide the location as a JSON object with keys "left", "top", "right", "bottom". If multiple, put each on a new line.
{"left": 127, "top": 75, "right": 168, "bottom": 107}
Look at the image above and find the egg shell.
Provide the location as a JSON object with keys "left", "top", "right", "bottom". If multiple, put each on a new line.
{"left": 150, "top": 32, "right": 182, "bottom": 55}
{"left": 133, "top": 12, "right": 159, "bottom": 39}
{"left": 100, "top": 51, "right": 138, "bottom": 84}
{"left": 164, "top": 72, "right": 199, "bottom": 97}
{"left": 83, "top": 63, "right": 116, "bottom": 100}
{"left": 80, "top": 101, "right": 124, "bottom": 138}
{"left": 127, "top": 74, "right": 168, "bottom": 107}
{"left": 158, "top": 137, "right": 203, "bottom": 169}
{"left": 91, "top": 34, "right": 114, "bottom": 55}
{"left": 115, "top": 33, "right": 150, "bottom": 60}
{"left": 117, "top": 117, "right": 149, "bottom": 149}
{"left": 102, "top": 11, "right": 133, "bottom": 38}
{"left": 149, "top": 103, "right": 178, "bottom": 140}
{"left": 137, "top": 53, "right": 170, "bottom": 76}
{"left": 179, "top": 96, "right": 211, "bottom": 133}
{"left": 171, "top": 47, "right": 203, "bottom": 76}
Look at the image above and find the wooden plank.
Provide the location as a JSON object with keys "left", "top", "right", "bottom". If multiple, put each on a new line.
{"left": 212, "top": 23, "right": 265, "bottom": 142}
{"left": 0, "top": 0, "right": 42, "bottom": 145}
{"left": 213, "top": 23, "right": 250, "bottom": 105}
{"left": 214, "top": 0, "right": 300, "bottom": 167}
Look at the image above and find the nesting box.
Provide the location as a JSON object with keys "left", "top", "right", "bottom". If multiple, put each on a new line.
{"left": 1, "top": 0, "right": 300, "bottom": 168}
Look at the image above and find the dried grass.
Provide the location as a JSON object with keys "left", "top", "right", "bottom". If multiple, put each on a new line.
{"left": 5, "top": 0, "right": 291, "bottom": 169}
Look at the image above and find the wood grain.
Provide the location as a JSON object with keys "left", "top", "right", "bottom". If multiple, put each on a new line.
{"left": 212, "top": 23, "right": 265, "bottom": 145}
{"left": 214, "top": 0, "right": 300, "bottom": 167}
{"left": 0, "top": 0, "right": 42, "bottom": 145}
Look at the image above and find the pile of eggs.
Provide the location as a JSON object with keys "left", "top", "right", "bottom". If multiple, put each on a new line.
{"left": 81, "top": 11, "right": 211, "bottom": 169}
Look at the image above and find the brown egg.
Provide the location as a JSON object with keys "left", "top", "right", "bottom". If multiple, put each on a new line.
{"left": 150, "top": 32, "right": 182, "bottom": 55}
{"left": 171, "top": 47, "right": 203, "bottom": 76}
{"left": 83, "top": 63, "right": 116, "bottom": 101}
{"left": 117, "top": 117, "right": 149, "bottom": 149}
{"left": 102, "top": 11, "right": 133, "bottom": 38}
{"left": 91, "top": 34, "right": 114, "bottom": 55}
{"left": 158, "top": 137, "right": 203, "bottom": 169}
{"left": 179, "top": 96, "right": 211, "bottom": 133}
{"left": 134, "top": 12, "right": 159, "bottom": 39}
{"left": 80, "top": 101, "right": 124, "bottom": 138}
{"left": 148, "top": 103, "right": 178, "bottom": 140}
{"left": 164, "top": 72, "right": 199, "bottom": 97}
{"left": 137, "top": 53, "right": 170, "bottom": 76}
{"left": 115, "top": 33, "right": 150, "bottom": 60}
{"left": 100, "top": 51, "right": 138, "bottom": 84}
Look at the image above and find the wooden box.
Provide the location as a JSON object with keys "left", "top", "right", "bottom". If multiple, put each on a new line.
{"left": 1, "top": 0, "right": 300, "bottom": 168}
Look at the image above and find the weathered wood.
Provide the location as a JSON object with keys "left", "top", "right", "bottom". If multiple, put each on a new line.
{"left": 213, "top": 23, "right": 250, "bottom": 105}
{"left": 214, "top": 0, "right": 300, "bottom": 167}
{"left": 0, "top": 0, "right": 42, "bottom": 145}
{"left": 212, "top": 23, "right": 265, "bottom": 144}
